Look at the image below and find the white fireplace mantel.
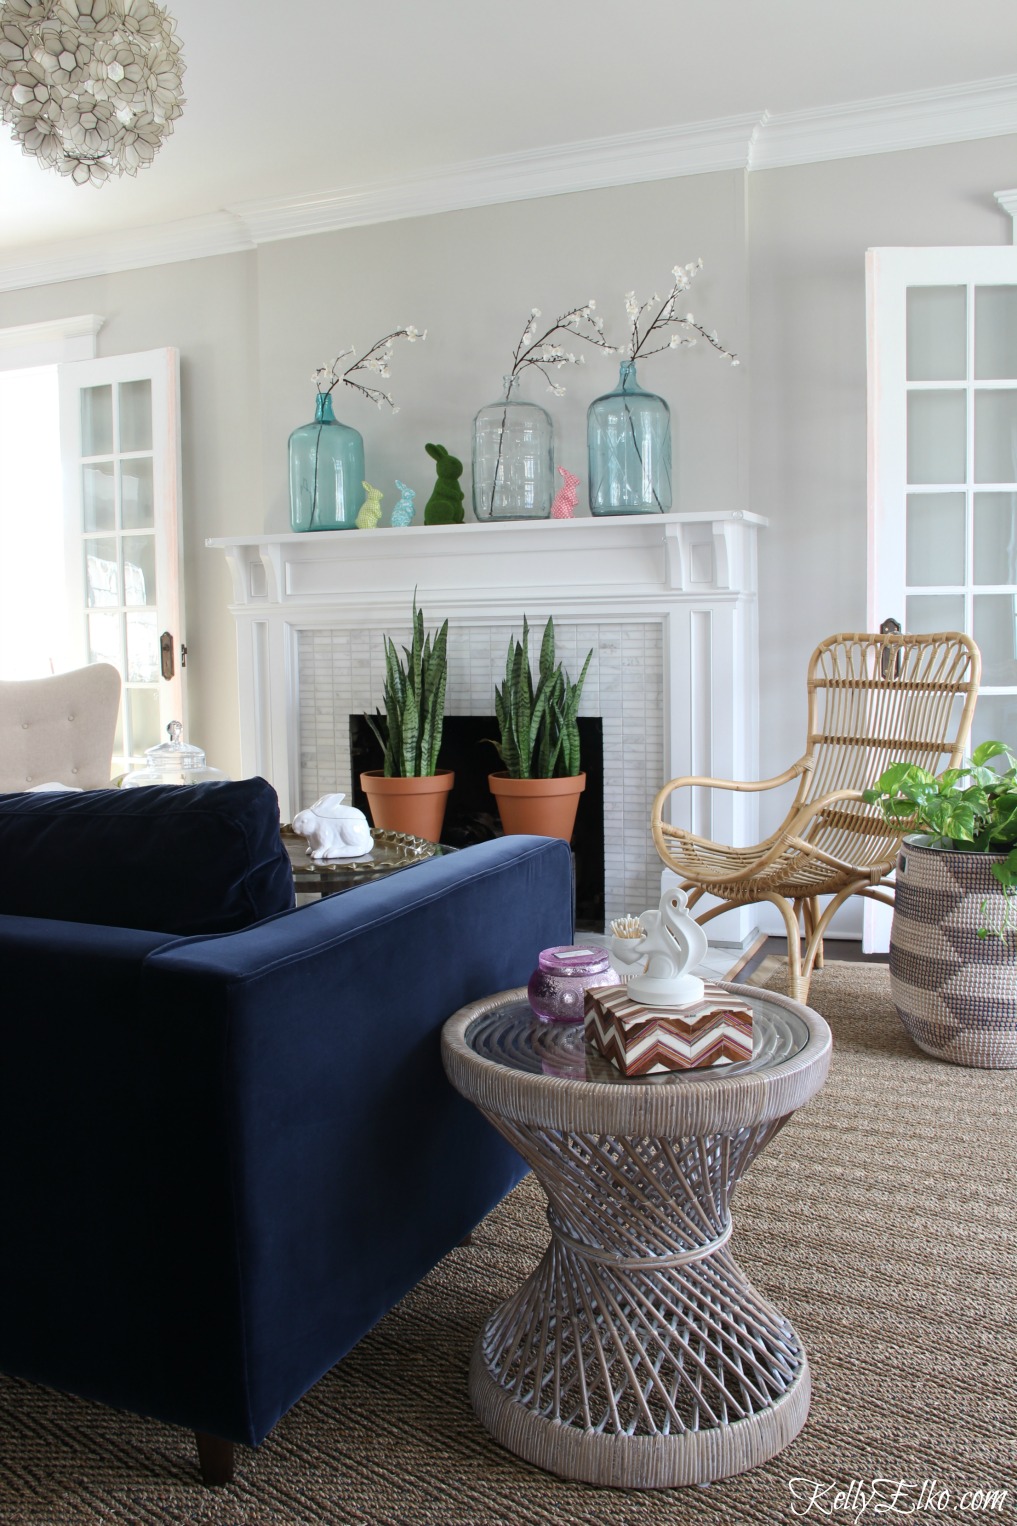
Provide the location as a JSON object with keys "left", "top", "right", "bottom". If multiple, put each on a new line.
{"left": 208, "top": 511, "right": 766, "bottom": 931}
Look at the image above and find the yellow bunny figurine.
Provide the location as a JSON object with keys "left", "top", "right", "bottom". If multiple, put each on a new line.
{"left": 356, "top": 481, "right": 383, "bottom": 530}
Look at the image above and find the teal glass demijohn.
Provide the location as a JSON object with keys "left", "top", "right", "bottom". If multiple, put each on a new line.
{"left": 587, "top": 360, "right": 672, "bottom": 515}
{"left": 288, "top": 392, "right": 365, "bottom": 531}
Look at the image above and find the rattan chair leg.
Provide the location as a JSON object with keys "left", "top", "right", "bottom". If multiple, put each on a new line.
{"left": 809, "top": 899, "right": 824, "bottom": 969}
{"left": 763, "top": 893, "right": 809, "bottom": 1002}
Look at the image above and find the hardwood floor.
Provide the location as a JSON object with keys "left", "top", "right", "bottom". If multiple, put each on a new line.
{"left": 734, "top": 936, "right": 889, "bottom": 984}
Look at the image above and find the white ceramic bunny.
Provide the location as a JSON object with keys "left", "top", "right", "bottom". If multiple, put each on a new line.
{"left": 292, "top": 793, "right": 373, "bottom": 860}
{"left": 609, "top": 886, "right": 709, "bottom": 1007}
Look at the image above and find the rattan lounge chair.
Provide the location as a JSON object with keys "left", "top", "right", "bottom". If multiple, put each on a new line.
{"left": 650, "top": 630, "right": 982, "bottom": 1002}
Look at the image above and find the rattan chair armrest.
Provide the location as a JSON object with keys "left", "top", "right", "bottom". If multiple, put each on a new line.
{"left": 781, "top": 786, "right": 877, "bottom": 836}
{"left": 651, "top": 759, "right": 811, "bottom": 827}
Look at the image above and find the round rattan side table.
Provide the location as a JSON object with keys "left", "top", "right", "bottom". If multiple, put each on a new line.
{"left": 441, "top": 982, "right": 832, "bottom": 1490}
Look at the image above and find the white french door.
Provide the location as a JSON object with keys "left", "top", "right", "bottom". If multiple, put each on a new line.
{"left": 58, "top": 348, "right": 184, "bottom": 767}
{"left": 866, "top": 243, "right": 1017, "bottom": 949}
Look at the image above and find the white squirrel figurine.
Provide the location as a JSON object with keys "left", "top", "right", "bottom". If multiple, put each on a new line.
{"left": 609, "top": 886, "right": 709, "bottom": 1007}
{"left": 292, "top": 793, "right": 373, "bottom": 860}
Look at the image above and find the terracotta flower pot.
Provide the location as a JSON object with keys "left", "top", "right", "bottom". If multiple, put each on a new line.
{"left": 360, "top": 770, "right": 454, "bottom": 844}
{"left": 488, "top": 771, "right": 586, "bottom": 843}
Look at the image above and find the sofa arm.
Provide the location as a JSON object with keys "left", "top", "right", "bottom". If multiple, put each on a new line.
{"left": 138, "top": 835, "right": 574, "bottom": 1443}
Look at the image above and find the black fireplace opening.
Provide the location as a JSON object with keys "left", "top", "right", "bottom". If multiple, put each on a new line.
{"left": 349, "top": 714, "right": 604, "bottom": 930}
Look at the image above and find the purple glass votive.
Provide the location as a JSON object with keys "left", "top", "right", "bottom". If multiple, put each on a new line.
{"left": 527, "top": 945, "right": 618, "bottom": 1025}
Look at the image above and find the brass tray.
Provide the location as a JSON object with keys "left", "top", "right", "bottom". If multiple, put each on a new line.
{"left": 282, "top": 824, "right": 437, "bottom": 886}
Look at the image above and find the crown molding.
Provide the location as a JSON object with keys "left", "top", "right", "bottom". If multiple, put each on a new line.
{"left": 230, "top": 114, "right": 761, "bottom": 244}
{"left": 996, "top": 187, "right": 1017, "bottom": 237}
{"left": 751, "top": 72, "right": 1017, "bottom": 170}
{"left": 0, "top": 211, "right": 252, "bottom": 295}
{"left": 0, "top": 75, "right": 1014, "bottom": 293}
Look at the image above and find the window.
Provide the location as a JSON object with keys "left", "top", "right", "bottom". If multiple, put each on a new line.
{"left": 0, "top": 365, "right": 65, "bottom": 679}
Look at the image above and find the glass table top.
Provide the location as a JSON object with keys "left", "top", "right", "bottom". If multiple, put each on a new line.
{"left": 465, "top": 991, "right": 811, "bottom": 1086}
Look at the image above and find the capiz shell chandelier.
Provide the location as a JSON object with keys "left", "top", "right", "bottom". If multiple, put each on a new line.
{"left": 0, "top": 0, "right": 185, "bottom": 186}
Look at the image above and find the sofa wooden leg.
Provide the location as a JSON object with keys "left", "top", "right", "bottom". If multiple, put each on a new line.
{"left": 195, "top": 1431, "right": 235, "bottom": 1486}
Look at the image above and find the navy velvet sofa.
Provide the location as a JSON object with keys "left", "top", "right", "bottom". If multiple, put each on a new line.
{"left": 0, "top": 779, "right": 574, "bottom": 1484}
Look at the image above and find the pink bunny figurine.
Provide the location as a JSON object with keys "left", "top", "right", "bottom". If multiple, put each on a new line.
{"left": 550, "top": 466, "right": 579, "bottom": 519}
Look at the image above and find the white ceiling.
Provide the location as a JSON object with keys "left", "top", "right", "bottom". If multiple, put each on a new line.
{"left": 1, "top": 0, "right": 1015, "bottom": 261}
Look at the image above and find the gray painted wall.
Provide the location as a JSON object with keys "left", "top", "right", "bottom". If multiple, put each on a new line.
{"left": 1, "top": 133, "right": 1013, "bottom": 941}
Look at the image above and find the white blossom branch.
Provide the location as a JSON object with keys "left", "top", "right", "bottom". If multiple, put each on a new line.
{"left": 617, "top": 262, "right": 738, "bottom": 366}
{"left": 504, "top": 302, "right": 615, "bottom": 396}
{"left": 314, "top": 325, "right": 426, "bottom": 411}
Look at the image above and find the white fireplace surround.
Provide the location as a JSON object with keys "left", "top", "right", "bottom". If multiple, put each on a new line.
{"left": 208, "top": 512, "right": 765, "bottom": 933}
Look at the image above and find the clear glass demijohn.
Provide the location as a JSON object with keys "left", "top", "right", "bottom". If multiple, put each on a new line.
{"left": 121, "top": 721, "right": 230, "bottom": 788}
{"left": 472, "top": 374, "right": 555, "bottom": 520}
{"left": 587, "top": 360, "right": 673, "bottom": 515}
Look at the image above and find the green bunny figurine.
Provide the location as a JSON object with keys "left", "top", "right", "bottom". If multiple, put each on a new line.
{"left": 356, "top": 480, "right": 383, "bottom": 529}
{"left": 423, "top": 442, "right": 465, "bottom": 525}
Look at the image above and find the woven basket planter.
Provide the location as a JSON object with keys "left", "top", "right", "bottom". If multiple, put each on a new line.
{"left": 890, "top": 835, "right": 1017, "bottom": 1069}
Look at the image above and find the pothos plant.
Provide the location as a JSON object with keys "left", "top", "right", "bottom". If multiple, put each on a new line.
{"left": 365, "top": 599, "right": 448, "bottom": 778}
{"left": 491, "top": 616, "right": 592, "bottom": 779}
{"left": 862, "top": 740, "right": 1017, "bottom": 936}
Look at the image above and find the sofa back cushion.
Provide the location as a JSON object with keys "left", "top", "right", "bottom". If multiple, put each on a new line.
{"left": 0, "top": 777, "right": 295, "bottom": 934}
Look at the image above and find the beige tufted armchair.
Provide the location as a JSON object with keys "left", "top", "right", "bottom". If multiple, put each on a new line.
{"left": 0, "top": 664, "right": 122, "bottom": 792}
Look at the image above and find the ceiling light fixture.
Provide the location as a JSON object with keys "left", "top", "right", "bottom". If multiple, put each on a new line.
{"left": 0, "top": 0, "right": 184, "bottom": 187}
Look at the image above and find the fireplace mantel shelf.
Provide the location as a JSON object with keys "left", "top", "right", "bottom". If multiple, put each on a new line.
{"left": 207, "top": 510, "right": 766, "bottom": 548}
{"left": 207, "top": 510, "right": 767, "bottom": 611}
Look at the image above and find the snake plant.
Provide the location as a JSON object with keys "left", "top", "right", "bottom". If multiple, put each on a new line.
{"left": 492, "top": 616, "right": 592, "bottom": 778}
{"left": 365, "top": 599, "right": 449, "bottom": 776}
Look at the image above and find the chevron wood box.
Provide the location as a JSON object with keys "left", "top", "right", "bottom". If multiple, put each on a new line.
{"left": 583, "top": 983, "right": 754, "bottom": 1075}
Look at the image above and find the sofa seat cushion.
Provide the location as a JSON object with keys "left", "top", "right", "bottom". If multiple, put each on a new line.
{"left": 0, "top": 776, "right": 295, "bottom": 934}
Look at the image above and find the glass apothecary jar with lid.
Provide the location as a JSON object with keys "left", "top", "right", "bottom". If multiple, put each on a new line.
{"left": 121, "top": 721, "right": 230, "bottom": 788}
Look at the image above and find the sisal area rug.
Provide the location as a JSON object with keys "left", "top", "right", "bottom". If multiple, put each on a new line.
{"left": 1, "top": 963, "right": 1015, "bottom": 1526}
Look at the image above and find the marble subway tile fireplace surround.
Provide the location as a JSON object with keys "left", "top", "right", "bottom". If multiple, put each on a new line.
{"left": 208, "top": 512, "right": 764, "bottom": 932}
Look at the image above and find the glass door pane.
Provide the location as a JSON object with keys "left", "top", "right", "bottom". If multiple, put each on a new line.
{"left": 120, "top": 458, "right": 154, "bottom": 529}
{"left": 907, "top": 287, "right": 966, "bottom": 380}
{"left": 118, "top": 379, "right": 153, "bottom": 452}
{"left": 971, "top": 693, "right": 1017, "bottom": 752}
{"left": 905, "top": 593, "right": 965, "bottom": 633}
{"left": 973, "top": 493, "right": 1017, "bottom": 584}
{"left": 82, "top": 462, "right": 115, "bottom": 532}
{"left": 973, "top": 595, "right": 1017, "bottom": 685}
{"left": 975, "top": 287, "right": 1017, "bottom": 380}
{"left": 906, "top": 391, "right": 965, "bottom": 484}
{"left": 906, "top": 493, "right": 965, "bottom": 585}
{"left": 80, "top": 384, "right": 113, "bottom": 456}
{"left": 973, "top": 391, "right": 1017, "bottom": 484}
